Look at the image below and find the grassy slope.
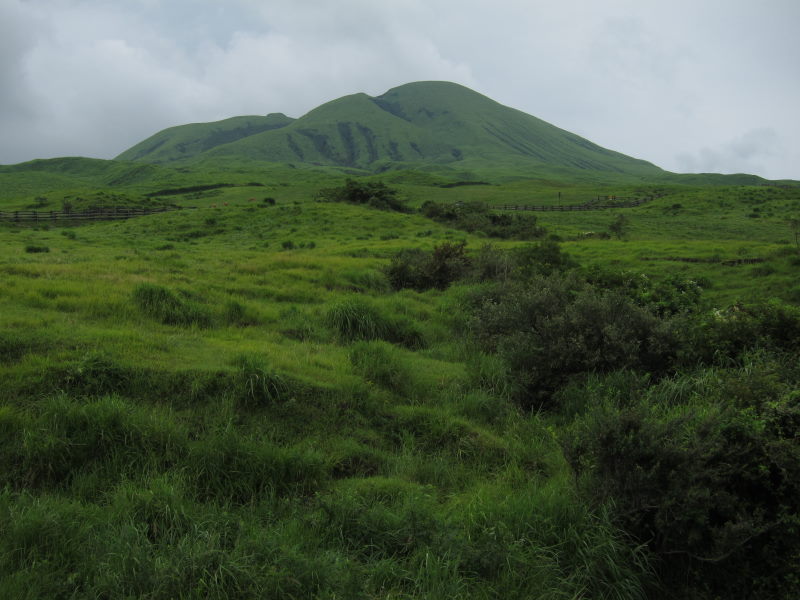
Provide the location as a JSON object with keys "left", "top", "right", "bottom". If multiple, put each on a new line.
{"left": 114, "top": 113, "right": 295, "bottom": 163}
{"left": 1, "top": 184, "right": 610, "bottom": 598}
{"left": 373, "top": 81, "right": 662, "bottom": 174}
{"left": 1, "top": 157, "right": 799, "bottom": 597}
{"left": 116, "top": 81, "right": 667, "bottom": 177}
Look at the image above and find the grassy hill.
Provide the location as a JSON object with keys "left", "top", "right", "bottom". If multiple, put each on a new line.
{"left": 115, "top": 114, "right": 295, "bottom": 164}
{"left": 115, "top": 81, "right": 665, "bottom": 177}
{"left": 2, "top": 173, "right": 799, "bottom": 599}
{"left": 1, "top": 82, "right": 800, "bottom": 599}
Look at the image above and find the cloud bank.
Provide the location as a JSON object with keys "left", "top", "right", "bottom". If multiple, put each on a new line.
{"left": 0, "top": 0, "right": 797, "bottom": 180}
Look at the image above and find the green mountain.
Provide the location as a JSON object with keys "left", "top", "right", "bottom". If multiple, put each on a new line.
{"left": 115, "top": 114, "right": 295, "bottom": 163}
{"left": 116, "top": 81, "right": 663, "bottom": 176}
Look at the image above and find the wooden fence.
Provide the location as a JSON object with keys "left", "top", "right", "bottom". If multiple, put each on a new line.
{"left": 492, "top": 194, "right": 663, "bottom": 212}
{"left": 0, "top": 206, "right": 181, "bottom": 223}
{"left": 640, "top": 256, "right": 765, "bottom": 266}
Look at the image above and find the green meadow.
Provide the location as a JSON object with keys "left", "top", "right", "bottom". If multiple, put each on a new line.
{"left": 1, "top": 79, "right": 799, "bottom": 598}
{"left": 1, "top": 162, "right": 800, "bottom": 598}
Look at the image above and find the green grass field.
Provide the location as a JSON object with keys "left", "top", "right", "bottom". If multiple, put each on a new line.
{"left": 1, "top": 156, "right": 799, "bottom": 599}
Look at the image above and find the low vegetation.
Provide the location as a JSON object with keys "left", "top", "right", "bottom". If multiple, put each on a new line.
{"left": 1, "top": 158, "right": 799, "bottom": 599}
{"left": 421, "top": 200, "right": 545, "bottom": 239}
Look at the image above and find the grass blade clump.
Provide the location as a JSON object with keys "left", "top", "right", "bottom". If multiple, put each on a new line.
{"left": 187, "top": 429, "right": 327, "bottom": 503}
{"left": 0, "top": 330, "right": 44, "bottom": 364}
{"left": 326, "top": 298, "right": 389, "bottom": 342}
{"left": 64, "top": 351, "right": 130, "bottom": 396}
{"left": 232, "top": 353, "right": 290, "bottom": 407}
{"left": 278, "top": 306, "right": 324, "bottom": 342}
{"left": 326, "top": 297, "right": 426, "bottom": 348}
{"left": 223, "top": 299, "right": 260, "bottom": 326}
{"left": 1, "top": 395, "right": 186, "bottom": 491}
{"left": 349, "top": 340, "right": 413, "bottom": 395}
{"left": 132, "top": 283, "right": 211, "bottom": 327}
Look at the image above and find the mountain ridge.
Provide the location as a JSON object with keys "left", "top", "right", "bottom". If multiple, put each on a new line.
{"left": 115, "top": 81, "right": 664, "bottom": 177}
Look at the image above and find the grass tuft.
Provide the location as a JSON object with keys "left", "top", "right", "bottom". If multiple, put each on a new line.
{"left": 231, "top": 353, "right": 291, "bottom": 407}
{"left": 132, "top": 283, "right": 212, "bottom": 327}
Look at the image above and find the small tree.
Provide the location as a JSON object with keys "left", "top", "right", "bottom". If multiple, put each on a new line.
{"left": 609, "top": 214, "right": 629, "bottom": 239}
{"left": 788, "top": 216, "right": 800, "bottom": 252}
{"left": 316, "top": 179, "right": 407, "bottom": 212}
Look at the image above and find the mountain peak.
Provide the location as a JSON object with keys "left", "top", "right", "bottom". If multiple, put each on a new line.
{"left": 116, "top": 82, "right": 662, "bottom": 176}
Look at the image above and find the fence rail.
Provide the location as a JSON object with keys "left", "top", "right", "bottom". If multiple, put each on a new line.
{"left": 0, "top": 206, "right": 181, "bottom": 223}
{"left": 491, "top": 194, "right": 663, "bottom": 212}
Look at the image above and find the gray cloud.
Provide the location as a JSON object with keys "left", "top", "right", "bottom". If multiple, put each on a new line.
{"left": 676, "top": 128, "right": 782, "bottom": 176}
{"left": 0, "top": 0, "right": 797, "bottom": 180}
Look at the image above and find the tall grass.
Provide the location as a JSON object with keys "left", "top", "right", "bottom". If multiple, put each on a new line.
{"left": 1, "top": 168, "right": 797, "bottom": 598}
{"left": 326, "top": 297, "right": 426, "bottom": 348}
{"left": 231, "top": 353, "right": 291, "bottom": 407}
{"left": 349, "top": 340, "right": 415, "bottom": 395}
{"left": 132, "top": 283, "right": 212, "bottom": 327}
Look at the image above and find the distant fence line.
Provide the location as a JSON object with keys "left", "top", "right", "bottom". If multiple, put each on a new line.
{"left": 490, "top": 193, "right": 665, "bottom": 212}
{"left": 0, "top": 206, "right": 186, "bottom": 223}
{"left": 641, "top": 256, "right": 765, "bottom": 267}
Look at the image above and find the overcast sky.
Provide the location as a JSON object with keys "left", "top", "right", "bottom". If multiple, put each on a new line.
{"left": 2, "top": 0, "right": 798, "bottom": 180}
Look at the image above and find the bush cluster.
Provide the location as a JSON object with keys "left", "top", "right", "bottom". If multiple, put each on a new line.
{"left": 386, "top": 240, "right": 577, "bottom": 292}
{"left": 316, "top": 179, "right": 408, "bottom": 212}
{"left": 420, "top": 200, "right": 545, "bottom": 239}
{"left": 467, "top": 273, "right": 681, "bottom": 409}
{"left": 385, "top": 241, "right": 471, "bottom": 291}
{"left": 562, "top": 356, "right": 800, "bottom": 598}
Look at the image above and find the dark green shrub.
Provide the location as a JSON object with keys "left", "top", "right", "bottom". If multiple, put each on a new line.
{"left": 563, "top": 363, "right": 800, "bottom": 598}
{"left": 420, "top": 200, "right": 544, "bottom": 239}
{"left": 384, "top": 248, "right": 430, "bottom": 290}
{"left": 281, "top": 240, "right": 295, "bottom": 250}
{"left": 511, "top": 239, "right": 577, "bottom": 278}
{"left": 25, "top": 245, "right": 49, "bottom": 253}
{"left": 316, "top": 179, "right": 408, "bottom": 212}
{"left": 469, "top": 243, "right": 514, "bottom": 283}
{"left": 469, "top": 274, "right": 680, "bottom": 408}
{"left": 385, "top": 241, "right": 471, "bottom": 291}
{"left": 608, "top": 214, "right": 629, "bottom": 238}
{"left": 583, "top": 267, "right": 705, "bottom": 317}
{"left": 688, "top": 301, "right": 800, "bottom": 363}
